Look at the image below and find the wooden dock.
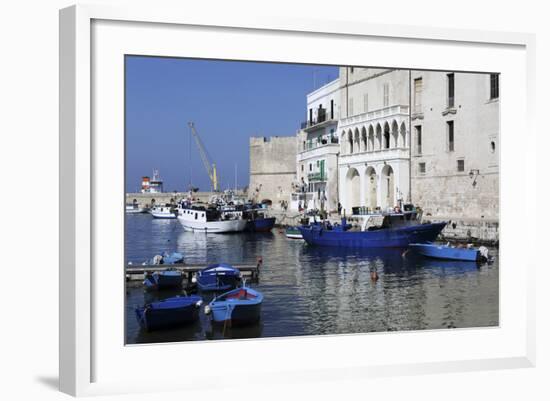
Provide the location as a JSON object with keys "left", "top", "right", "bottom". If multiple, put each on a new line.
{"left": 125, "top": 259, "right": 262, "bottom": 283}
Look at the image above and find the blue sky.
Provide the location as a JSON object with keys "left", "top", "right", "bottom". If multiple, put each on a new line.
{"left": 125, "top": 56, "right": 338, "bottom": 192}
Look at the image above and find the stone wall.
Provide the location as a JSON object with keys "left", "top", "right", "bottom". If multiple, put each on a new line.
{"left": 249, "top": 136, "right": 298, "bottom": 209}
{"left": 126, "top": 191, "right": 223, "bottom": 208}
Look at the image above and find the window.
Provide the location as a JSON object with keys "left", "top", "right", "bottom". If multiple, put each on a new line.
{"left": 363, "top": 93, "right": 369, "bottom": 113}
{"left": 447, "top": 121, "right": 454, "bottom": 152}
{"left": 457, "top": 159, "right": 465, "bottom": 172}
{"left": 309, "top": 108, "right": 313, "bottom": 124}
{"left": 350, "top": 67, "right": 354, "bottom": 74}
{"left": 415, "top": 125, "right": 422, "bottom": 155}
{"left": 303, "top": 141, "right": 306, "bottom": 150}
{"left": 349, "top": 98, "right": 354, "bottom": 116}
{"left": 330, "top": 99, "right": 334, "bottom": 119}
{"left": 195, "top": 212, "right": 198, "bottom": 220}
{"left": 309, "top": 163, "right": 312, "bottom": 171}
{"left": 301, "top": 164, "right": 304, "bottom": 172}
{"left": 447, "top": 73, "right": 455, "bottom": 107}
{"left": 414, "top": 78, "right": 422, "bottom": 113}
{"left": 383, "top": 83, "right": 389, "bottom": 107}
{"left": 419, "top": 162, "right": 426, "bottom": 174}
{"left": 490, "top": 74, "right": 499, "bottom": 99}
{"left": 490, "top": 141, "right": 496, "bottom": 153}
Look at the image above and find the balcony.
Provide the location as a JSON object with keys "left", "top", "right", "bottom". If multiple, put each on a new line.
{"left": 339, "top": 104, "right": 410, "bottom": 129}
{"left": 301, "top": 108, "right": 337, "bottom": 132}
{"left": 308, "top": 171, "right": 326, "bottom": 182}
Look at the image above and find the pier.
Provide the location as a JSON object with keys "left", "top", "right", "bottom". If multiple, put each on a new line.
{"left": 125, "top": 260, "right": 262, "bottom": 284}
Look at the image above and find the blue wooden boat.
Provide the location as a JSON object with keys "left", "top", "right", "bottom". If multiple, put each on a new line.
{"left": 245, "top": 216, "right": 276, "bottom": 232}
{"left": 143, "top": 269, "right": 183, "bottom": 290}
{"left": 298, "top": 206, "right": 446, "bottom": 248}
{"left": 243, "top": 207, "right": 276, "bottom": 232}
{"left": 142, "top": 251, "right": 184, "bottom": 266}
{"left": 135, "top": 295, "right": 203, "bottom": 331}
{"left": 409, "top": 242, "right": 486, "bottom": 262}
{"left": 194, "top": 263, "right": 241, "bottom": 292}
{"left": 205, "top": 285, "right": 263, "bottom": 325}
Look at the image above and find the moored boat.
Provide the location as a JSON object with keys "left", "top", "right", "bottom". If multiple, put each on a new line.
{"left": 142, "top": 251, "right": 184, "bottom": 266}
{"left": 126, "top": 202, "right": 146, "bottom": 214}
{"left": 409, "top": 242, "right": 489, "bottom": 262}
{"left": 135, "top": 295, "right": 203, "bottom": 331}
{"left": 143, "top": 269, "right": 184, "bottom": 290}
{"left": 298, "top": 205, "right": 446, "bottom": 248}
{"left": 205, "top": 284, "right": 263, "bottom": 325}
{"left": 193, "top": 263, "right": 241, "bottom": 292}
{"left": 177, "top": 202, "right": 247, "bottom": 233}
{"left": 285, "top": 226, "right": 303, "bottom": 239}
{"left": 150, "top": 204, "right": 177, "bottom": 219}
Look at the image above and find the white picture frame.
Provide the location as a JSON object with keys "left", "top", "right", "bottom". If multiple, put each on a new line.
{"left": 59, "top": 3, "right": 536, "bottom": 397}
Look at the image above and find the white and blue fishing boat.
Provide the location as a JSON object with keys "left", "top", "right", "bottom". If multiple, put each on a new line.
{"left": 143, "top": 269, "right": 184, "bottom": 290}
{"left": 299, "top": 205, "right": 446, "bottom": 248}
{"left": 409, "top": 242, "right": 489, "bottom": 262}
{"left": 205, "top": 284, "right": 263, "bottom": 325}
{"left": 193, "top": 263, "right": 241, "bottom": 292}
{"left": 150, "top": 204, "right": 177, "bottom": 219}
{"left": 135, "top": 295, "right": 203, "bottom": 331}
{"left": 177, "top": 202, "right": 247, "bottom": 233}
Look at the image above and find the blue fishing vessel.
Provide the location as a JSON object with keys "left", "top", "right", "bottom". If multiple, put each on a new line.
{"left": 205, "top": 285, "right": 263, "bottom": 325}
{"left": 135, "top": 295, "right": 203, "bottom": 331}
{"left": 298, "top": 205, "right": 446, "bottom": 248}
{"left": 243, "top": 206, "right": 276, "bottom": 232}
{"left": 194, "top": 263, "right": 241, "bottom": 292}
{"left": 143, "top": 269, "right": 183, "bottom": 290}
{"left": 409, "top": 242, "right": 488, "bottom": 262}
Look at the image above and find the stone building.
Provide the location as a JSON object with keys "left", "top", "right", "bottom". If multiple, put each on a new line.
{"left": 293, "top": 79, "right": 341, "bottom": 213}
{"left": 410, "top": 70, "right": 499, "bottom": 241}
{"left": 334, "top": 66, "right": 499, "bottom": 240}
{"left": 337, "top": 67, "right": 411, "bottom": 214}
{"left": 249, "top": 136, "right": 298, "bottom": 209}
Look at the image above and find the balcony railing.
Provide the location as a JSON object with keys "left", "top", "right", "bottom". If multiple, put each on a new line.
{"left": 308, "top": 171, "right": 326, "bottom": 182}
{"left": 301, "top": 109, "right": 336, "bottom": 130}
{"left": 339, "top": 104, "right": 410, "bottom": 128}
{"left": 302, "top": 136, "right": 339, "bottom": 152}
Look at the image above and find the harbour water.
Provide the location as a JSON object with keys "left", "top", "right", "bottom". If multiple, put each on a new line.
{"left": 125, "top": 213, "right": 499, "bottom": 344}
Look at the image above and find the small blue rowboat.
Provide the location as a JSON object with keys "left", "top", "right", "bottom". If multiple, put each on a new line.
{"left": 135, "top": 295, "right": 203, "bottom": 331}
{"left": 205, "top": 286, "right": 263, "bottom": 325}
{"left": 143, "top": 269, "right": 183, "bottom": 290}
{"left": 194, "top": 263, "right": 241, "bottom": 292}
{"left": 409, "top": 242, "right": 487, "bottom": 262}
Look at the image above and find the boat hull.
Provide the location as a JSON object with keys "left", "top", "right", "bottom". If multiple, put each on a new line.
{"left": 178, "top": 217, "right": 247, "bottom": 233}
{"left": 211, "top": 303, "right": 262, "bottom": 325}
{"left": 151, "top": 212, "right": 176, "bottom": 219}
{"left": 143, "top": 271, "right": 183, "bottom": 290}
{"left": 285, "top": 227, "right": 303, "bottom": 239}
{"left": 208, "top": 287, "right": 263, "bottom": 325}
{"left": 135, "top": 296, "right": 202, "bottom": 331}
{"left": 409, "top": 243, "right": 481, "bottom": 261}
{"left": 245, "top": 217, "right": 276, "bottom": 232}
{"left": 299, "top": 222, "right": 446, "bottom": 248}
